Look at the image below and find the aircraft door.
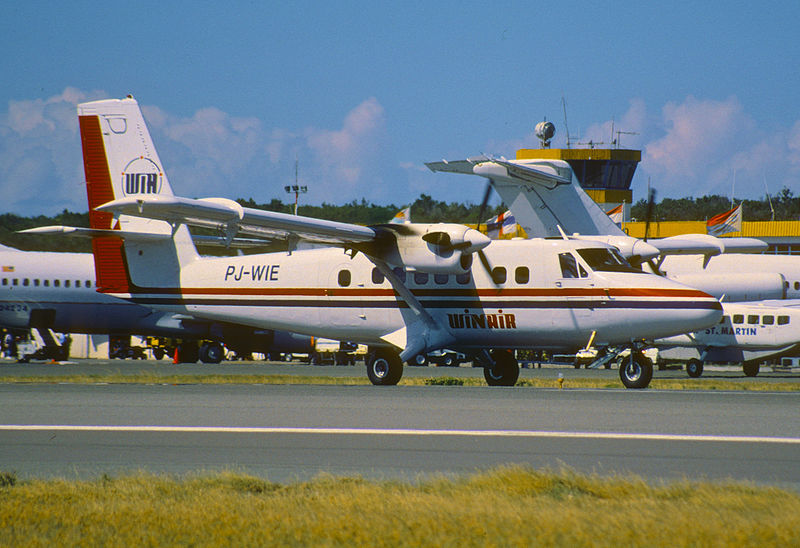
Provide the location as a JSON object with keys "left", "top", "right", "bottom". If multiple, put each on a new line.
{"left": 323, "top": 263, "right": 366, "bottom": 335}
{"left": 555, "top": 252, "right": 594, "bottom": 332}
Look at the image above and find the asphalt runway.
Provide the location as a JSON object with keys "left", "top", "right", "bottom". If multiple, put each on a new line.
{"left": 1, "top": 360, "right": 799, "bottom": 488}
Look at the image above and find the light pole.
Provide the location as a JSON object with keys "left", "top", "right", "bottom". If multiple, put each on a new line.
{"left": 284, "top": 184, "right": 308, "bottom": 215}
{"left": 284, "top": 160, "right": 307, "bottom": 215}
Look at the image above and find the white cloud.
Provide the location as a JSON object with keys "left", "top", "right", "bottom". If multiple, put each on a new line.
{"left": 788, "top": 120, "right": 800, "bottom": 167}
{"left": 639, "top": 95, "right": 800, "bottom": 198}
{"left": 3, "top": 88, "right": 799, "bottom": 215}
{"left": 0, "top": 87, "right": 104, "bottom": 213}
{"left": 305, "top": 97, "right": 386, "bottom": 191}
{"left": 582, "top": 99, "right": 648, "bottom": 149}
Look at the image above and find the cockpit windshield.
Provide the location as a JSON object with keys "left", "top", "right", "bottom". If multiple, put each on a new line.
{"left": 576, "top": 248, "right": 643, "bottom": 273}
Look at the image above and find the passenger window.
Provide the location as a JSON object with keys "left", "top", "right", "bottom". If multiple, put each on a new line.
{"left": 371, "top": 268, "right": 384, "bottom": 285}
{"left": 12, "top": 279, "right": 18, "bottom": 286}
{"left": 65, "top": 280, "right": 71, "bottom": 288}
{"left": 392, "top": 267, "right": 406, "bottom": 283}
{"left": 747, "top": 315, "right": 759, "bottom": 325}
{"left": 54, "top": 280, "right": 60, "bottom": 287}
{"left": 414, "top": 272, "right": 429, "bottom": 285}
{"left": 732, "top": 314, "right": 743, "bottom": 324}
{"left": 337, "top": 269, "right": 351, "bottom": 287}
{"left": 44, "top": 280, "right": 50, "bottom": 287}
{"left": 23, "top": 279, "right": 29, "bottom": 286}
{"left": 795, "top": 282, "right": 799, "bottom": 291}
{"left": 762, "top": 315, "right": 774, "bottom": 325}
{"left": 85, "top": 280, "right": 91, "bottom": 288}
{"left": 778, "top": 316, "right": 790, "bottom": 325}
{"left": 1, "top": 279, "right": 6, "bottom": 286}
{"left": 456, "top": 273, "right": 471, "bottom": 285}
{"left": 491, "top": 266, "right": 507, "bottom": 285}
{"left": 434, "top": 274, "right": 448, "bottom": 285}
{"left": 515, "top": 266, "right": 529, "bottom": 284}
{"left": 34, "top": 279, "right": 40, "bottom": 287}
{"left": 75, "top": 280, "right": 80, "bottom": 287}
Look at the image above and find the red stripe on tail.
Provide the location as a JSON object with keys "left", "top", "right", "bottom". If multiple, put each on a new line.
{"left": 79, "top": 114, "right": 131, "bottom": 293}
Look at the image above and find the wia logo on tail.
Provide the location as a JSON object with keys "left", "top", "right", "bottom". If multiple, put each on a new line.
{"left": 121, "top": 157, "right": 163, "bottom": 196}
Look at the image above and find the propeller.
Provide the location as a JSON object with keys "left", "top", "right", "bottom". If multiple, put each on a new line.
{"left": 634, "top": 188, "right": 664, "bottom": 275}
{"left": 470, "top": 181, "right": 503, "bottom": 286}
{"left": 476, "top": 181, "right": 493, "bottom": 233}
{"left": 643, "top": 188, "right": 656, "bottom": 242}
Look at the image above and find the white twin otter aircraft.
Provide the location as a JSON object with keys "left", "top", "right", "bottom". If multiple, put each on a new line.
{"left": 28, "top": 96, "right": 722, "bottom": 388}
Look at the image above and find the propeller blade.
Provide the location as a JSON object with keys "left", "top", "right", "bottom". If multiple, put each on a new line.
{"left": 476, "top": 249, "right": 501, "bottom": 287}
{"left": 476, "top": 182, "right": 493, "bottom": 231}
{"left": 643, "top": 188, "right": 656, "bottom": 242}
{"left": 422, "top": 232, "right": 451, "bottom": 248}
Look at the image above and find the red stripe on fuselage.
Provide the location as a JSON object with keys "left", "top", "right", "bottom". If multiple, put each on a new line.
{"left": 107, "top": 286, "right": 714, "bottom": 300}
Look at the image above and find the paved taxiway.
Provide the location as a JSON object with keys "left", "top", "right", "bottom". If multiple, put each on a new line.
{"left": 1, "top": 360, "right": 798, "bottom": 487}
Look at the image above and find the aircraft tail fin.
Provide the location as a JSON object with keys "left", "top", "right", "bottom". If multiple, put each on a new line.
{"left": 427, "top": 157, "right": 627, "bottom": 238}
{"left": 78, "top": 96, "right": 198, "bottom": 293}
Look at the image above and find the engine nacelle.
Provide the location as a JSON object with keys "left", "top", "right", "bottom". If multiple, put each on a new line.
{"left": 670, "top": 272, "right": 786, "bottom": 302}
{"left": 372, "top": 223, "right": 490, "bottom": 275}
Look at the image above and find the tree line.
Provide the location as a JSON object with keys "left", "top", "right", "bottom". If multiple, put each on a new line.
{"left": 630, "top": 187, "right": 800, "bottom": 222}
{"left": 1, "top": 189, "right": 797, "bottom": 252}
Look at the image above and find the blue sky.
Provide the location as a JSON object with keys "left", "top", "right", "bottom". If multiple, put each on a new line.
{"left": 2, "top": 1, "right": 800, "bottom": 215}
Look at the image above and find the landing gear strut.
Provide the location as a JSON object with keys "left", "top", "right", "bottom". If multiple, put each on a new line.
{"left": 619, "top": 349, "right": 653, "bottom": 389}
{"left": 367, "top": 349, "right": 403, "bottom": 385}
{"left": 482, "top": 350, "right": 520, "bottom": 387}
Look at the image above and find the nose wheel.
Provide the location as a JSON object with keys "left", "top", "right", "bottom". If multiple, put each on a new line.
{"left": 619, "top": 350, "right": 653, "bottom": 389}
{"left": 686, "top": 358, "right": 704, "bottom": 378}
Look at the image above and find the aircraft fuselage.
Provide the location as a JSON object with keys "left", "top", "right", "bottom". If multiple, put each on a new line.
{"left": 116, "top": 239, "right": 723, "bottom": 351}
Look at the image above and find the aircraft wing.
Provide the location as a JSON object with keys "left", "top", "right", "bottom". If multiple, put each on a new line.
{"left": 94, "top": 195, "right": 377, "bottom": 245}
{"left": 651, "top": 234, "right": 767, "bottom": 256}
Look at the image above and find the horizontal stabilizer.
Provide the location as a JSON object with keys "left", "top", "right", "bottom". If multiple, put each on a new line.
{"left": 427, "top": 156, "right": 625, "bottom": 238}
{"left": 19, "top": 225, "right": 171, "bottom": 242}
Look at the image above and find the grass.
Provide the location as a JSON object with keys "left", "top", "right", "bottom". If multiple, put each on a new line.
{"left": 0, "top": 466, "right": 798, "bottom": 546}
{"left": 0, "top": 373, "right": 798, "bottom": 391}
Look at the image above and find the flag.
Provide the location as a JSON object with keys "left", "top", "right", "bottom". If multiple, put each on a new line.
{"left": 606, "top": 204, "right": 624, "bottom": 225}
{"left": 706, "top": 203, "right": 742, "bottom": 236}
{"left": 1, "top": 266, "right": 13, "bottom": 273}
{"left": 389, "top": 207, "right": 411, "bottom": 224}
{"left": 484, "top": 210, "right": 518, "bottom": 239}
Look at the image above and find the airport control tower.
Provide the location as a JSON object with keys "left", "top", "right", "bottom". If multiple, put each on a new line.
{"left": 515, "top": 121, "right": 641, "bottom": 221}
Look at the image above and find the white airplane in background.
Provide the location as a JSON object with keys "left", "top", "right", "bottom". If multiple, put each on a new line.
{"left": 655, "top": 300, "right": 800, "bottom": 378}
{"left": 0, "top": 244, "right": 313, "bottom": 362}
{"left": 25, "top": 96, "right": 723, "bottom": 388}
{"left": 426, "top": 156, "right": 791, "bottom": 302}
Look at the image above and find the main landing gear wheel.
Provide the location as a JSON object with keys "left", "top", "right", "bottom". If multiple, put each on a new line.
{"left": 743, "top": 362, "right": 760, "bottom": 377}
{"left": 686, "top": 358, "right": 704, "bottom": 378}
{"left": 483, "top": 350, "right": 519, "bottom": 387}
{"left": 200, "top": 342, "right": 224, "bottom": 364}
{"left": 619, "top": 351, "right": 653, "bottom": 389}
{"left": 367, "top": 350, "right": 403, "bottom": 385}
